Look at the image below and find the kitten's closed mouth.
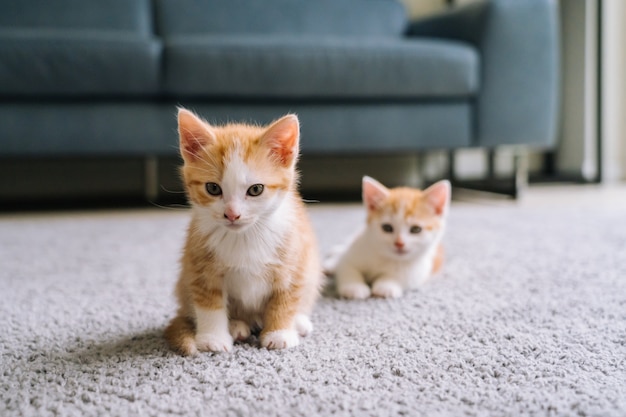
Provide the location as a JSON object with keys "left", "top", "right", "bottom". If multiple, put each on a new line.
{"left": 225, "top": 222, "right": 247, "bottom": 231}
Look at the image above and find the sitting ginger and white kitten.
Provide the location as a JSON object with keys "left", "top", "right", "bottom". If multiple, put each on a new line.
{"left": 165, "top": 109, "right": 322, "bottom": 355}
{"left": 331, "top": 176, "right": 450, "bottom": 299}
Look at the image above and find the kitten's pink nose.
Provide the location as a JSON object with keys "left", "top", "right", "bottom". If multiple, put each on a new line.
{"left": 394, "top": 240, "right": 405, "bottom": 250}
{"left": 224, "top": 209, "right": 241, "bottom": 222}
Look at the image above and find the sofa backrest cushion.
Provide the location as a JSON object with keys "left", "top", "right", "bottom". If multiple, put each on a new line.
{"left": 163, "top": 36, "right": 478, "bottom": 100}
{"left": 155, "top": 0, "right": 408, "bottom": 38}
{"left": 0, "top": 0, "right": 154, "bottom": 36}
{"left": 0, "top": 0, "right": 160, "bottom": 97}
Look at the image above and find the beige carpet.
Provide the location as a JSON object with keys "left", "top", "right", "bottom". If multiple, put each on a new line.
{"left": 1, "top": 194, "right": 625, "bottom": 416}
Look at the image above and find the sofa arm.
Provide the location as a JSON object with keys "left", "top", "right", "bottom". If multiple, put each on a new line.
{"left": 407, "top": 0, "right": 560, "bottom": 148}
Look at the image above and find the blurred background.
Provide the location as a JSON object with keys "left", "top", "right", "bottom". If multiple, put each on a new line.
{"left": 0, "top": 0, "right": 623, "bottom": 208}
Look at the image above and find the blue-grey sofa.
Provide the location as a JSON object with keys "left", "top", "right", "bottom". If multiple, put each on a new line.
{"left": 0, "top": 0, "right": 559, "bottom": 203}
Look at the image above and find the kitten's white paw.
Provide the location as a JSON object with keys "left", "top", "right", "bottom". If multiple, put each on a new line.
{"left": 195, "top": 332, "right": 233, "bottom": 353}
{"left": 229, "top": 320, "right": 251, "bottom": 342}
{"left": 372, "top": 280, "right": 403, "bottom": 299}
{"left": 261, "top": 329, "right": 300, "bottom": 350}
{"left": 338, "top": 282, "right": 371, "bottom": 300}
{"left": 294, "top": 314, "right": 313, "bottom": 337}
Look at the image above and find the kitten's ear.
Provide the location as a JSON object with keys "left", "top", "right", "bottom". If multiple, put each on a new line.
{"left": 362, "top": 176, "right": 389, "bottom": 211}
{"left": 261, "top": 114, "right": 300, "bottom": 167}
{"left": 424, "top": 180, "right": 451, "bottom": 216}
{"left": 177, "top": 108, "right": 216, "bottom": 162}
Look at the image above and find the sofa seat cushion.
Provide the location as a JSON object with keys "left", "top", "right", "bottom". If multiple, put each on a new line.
{"left": 0, "top": 29, "right": 161, "bottom": 97}
{"left": 163, "top": 36, "right": 478, "bottom": 99}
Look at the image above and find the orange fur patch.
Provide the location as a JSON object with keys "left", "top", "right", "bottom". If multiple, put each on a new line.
{"left": 432, "top": 244, "right": 444, "bottom": 274}
{"left": 368, "top": 187, "right": 442, "bottom": 230}
{"left": 179, "top": 119, "right": 297, "bottom": 204}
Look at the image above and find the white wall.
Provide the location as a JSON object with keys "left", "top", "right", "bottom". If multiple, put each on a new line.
{"left": 601, "top": 0, "right": 626, "bottom": 181}
{"left": 558, "top": 0, "right": 626, "bottom": 183}
{"left": 557, "top": 0, "right": 599, "bottom": 180}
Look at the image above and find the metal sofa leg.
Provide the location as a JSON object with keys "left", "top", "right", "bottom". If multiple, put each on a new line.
{"left": 448, "top": 148, "right": 528, "bottom": 199}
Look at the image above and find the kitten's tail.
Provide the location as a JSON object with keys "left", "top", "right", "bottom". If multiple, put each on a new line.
{"left": 322, "top": 244, "right": 345, "bottom": 276}
{"left": 164, "top": 315, "right": 197, "bottom": 356}
{"left": 323, "top": 230, "right": 361, "bottom": 276}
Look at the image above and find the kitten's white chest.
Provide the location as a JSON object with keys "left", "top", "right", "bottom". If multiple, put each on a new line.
{"left": 225, "top": 266, "right": 272, "bottom": 313}
{"left": 212, "top": 228, "right": 279, "bottom": 311}
{"left": 364, "top": 256, "right": 430, "bottom": 286}
{"left": 345, "top": 232, "right": 437, "bottom": 288}
{"left": 194, "top": 201, "right": 292, "bottom": 311}
{"left": 405, "top": 256, "right": 434, "bottom": 288}
{"left": 212, "top": 229, "right": 280, "bottom": 269}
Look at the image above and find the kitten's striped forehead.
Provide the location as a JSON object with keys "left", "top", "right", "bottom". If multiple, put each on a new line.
{"left": 387, "top": 188, "right": 433, "bottom": 218}
{"left": 183, "top": 123, "right": 295, "bottom": 199}
{"left": 369, "top": 187, "right": 440, "bottom": 229}
{"left": 222, "top": 142, "right": 253, "bottom": 195}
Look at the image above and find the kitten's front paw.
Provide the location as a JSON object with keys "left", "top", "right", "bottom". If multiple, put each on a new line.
{"left": 229, "top": 320, "right": 251, "bottom": 342}
{"left": 195, "top": 332, "right": 233, "bottom": 353}
{"left": 372, "top": 280, "right": 403, "bottom": 299}
{"left": 294, "top": 314, "right": 313, "bottom": 337}
{"left": 338, "top": 282, "right": 371, "bottom": 300}
{"left": 261, "top": 329, "right": 300, "bottom": 350}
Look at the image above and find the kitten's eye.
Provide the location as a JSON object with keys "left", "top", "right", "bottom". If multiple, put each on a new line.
{"left": 205, "top": 182, "right": 222, "bottom": 196}
{"left": 247, "top": 184, "right": 264, "bottom": 197}
{"left": 381, "top": 224, "right": 393, "bottom": 233}
{"left": 410, "top": 225, "right": 423, "bottom": 234}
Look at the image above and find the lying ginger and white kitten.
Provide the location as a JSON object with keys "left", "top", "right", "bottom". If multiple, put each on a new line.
{"left": 332, "top": 176, "right": 450, "bottom": 299}
{"left": 165, "top": 109, "right": 322, "bottom": 355}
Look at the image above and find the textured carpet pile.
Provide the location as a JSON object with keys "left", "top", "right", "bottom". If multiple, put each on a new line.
{"left": 1, "top": 199, "right": 625, "bottom": 416}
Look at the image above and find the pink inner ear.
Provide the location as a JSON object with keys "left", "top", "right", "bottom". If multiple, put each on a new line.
{"left": 180, "top": 134, "right": 205, "bottom": 159}
{"left": 178, "top": 109, "right": 214, "bottom": 161}
{"left": 362, "top": 176, "right": 389, "bottom": 211}
{"left": 425, "top": 180, "right": 450, "bottom": 215}
{"left": 263, "top": 115, "right": 300, "bottom": 166}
